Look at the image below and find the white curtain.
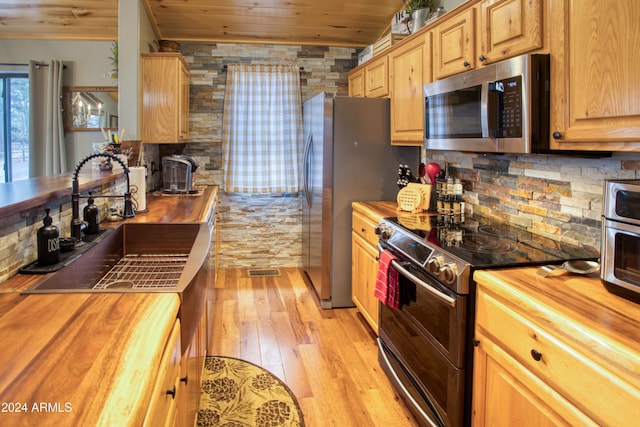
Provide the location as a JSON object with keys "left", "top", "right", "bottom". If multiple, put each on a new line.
{"left": 29, "top": 60, "right": 66, "bottom": 177}
{"left": 222, "top": 64, "right": 302, "bottom": 193}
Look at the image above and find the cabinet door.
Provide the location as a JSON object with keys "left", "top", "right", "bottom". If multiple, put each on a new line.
{"left": 144, "top": 320, "right": 181, "bottom": 427}
{"left": 473, "top": 331, "right": 596, "bottom": 427}
{"left": 142, "top": 53, "right": 189, "bottom": 144}
{"left": 549, "top": 0, "right": 640, "bottom": 149}
{"left": 365, "top": 55, "right": 389, "bottom": 98}
{"left": 477, "top": 0, "right": 542, "bottom": 65}
{"left": 351, "top": 232, "right": 380, "bottom": 334}
{"left": 348, "top": 68, "right": 365, "bottom": 97}
{"left": 433, "top": 8, "right": 475, "bottom": 80}
{"left": 389, "top": 33, "right": 431, "bottom": 146}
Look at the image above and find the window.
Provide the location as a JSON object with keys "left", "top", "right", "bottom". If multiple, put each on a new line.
{"left": 222, "top": 64, "right": 302, "bottom": 194}
{"left": 1, "top": 73, "right": 29, "bottom": 183}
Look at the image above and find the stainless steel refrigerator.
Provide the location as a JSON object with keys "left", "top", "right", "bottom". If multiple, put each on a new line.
{"left": 302, "top": 92, "right": 419, "bottom": 308}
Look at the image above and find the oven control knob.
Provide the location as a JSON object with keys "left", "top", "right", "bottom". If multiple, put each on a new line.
{"left": 375, "top": 225, "right": 393, "bottom": 240}
{"left": 440, "top": 263, "right": 459, "bottom": 285}
{"left": 427, "top": 255, "right": 444, "bottom": 274}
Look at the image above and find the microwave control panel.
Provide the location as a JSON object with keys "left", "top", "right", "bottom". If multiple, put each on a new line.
{"left": 497, "top": 76, "right": 522, "bottom": 138}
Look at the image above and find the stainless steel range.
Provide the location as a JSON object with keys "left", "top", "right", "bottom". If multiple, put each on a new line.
{"left": 375, "top": 214, "right": 599, "bottom": 427}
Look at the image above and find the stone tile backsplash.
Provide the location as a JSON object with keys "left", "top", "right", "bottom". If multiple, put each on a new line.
{"left": 427, "top": 150, "right": 640, "bottom": 252}
{"left": 0, "top": 180, "right": 126, "bottom": 283}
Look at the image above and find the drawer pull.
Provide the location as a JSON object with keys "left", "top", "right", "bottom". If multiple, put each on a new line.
{"left": 166, "top": 385, "right": 176, "bottom": 399}
{"left": 180, "top": 375, "right": 188, "bottom": 385}
{"left": 530, "top": 349, "right": 543, "bottom": 362}
{"left": 472, "top": 338, "right": 480, "bottom": 347}
{"left": 361, "top": 227, "right": 366, "bottom": 233}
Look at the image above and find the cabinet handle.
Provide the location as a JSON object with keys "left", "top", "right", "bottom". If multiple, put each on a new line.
{"left": 479, "top": 55, "right": 486, "bottom": 62}
{"left": 530, "top": 349, "right": 543, "bottom": 362}
{"left": 166, "top": 385, "right": 176, "bottom": 399}
{"left": 463, "top": 61, "right": 470, "bottom": 67}
{"left": 361, "top": 227, "right": 366, "bottom": 233}
{"left": 180, "top": 375, "right": 188, "bottom": 385}
{"left": 553, "top": 131, "right": 562, "bottom": 140}
{"left": 472, "top": 338, "right": 480, "bottom": 347}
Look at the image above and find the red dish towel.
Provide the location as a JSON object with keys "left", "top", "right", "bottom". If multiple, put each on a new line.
{"left": 374, "top": 249, "right": 400, "bottom": 309}
{"left": 387, "top": 263, "right": 400, "bottom": 310}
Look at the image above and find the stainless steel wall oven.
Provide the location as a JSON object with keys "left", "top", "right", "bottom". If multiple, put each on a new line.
{"left": 376, "top": 215, "right": 598, "bottom": 427}
{"left": 602, "top": 179, "right": 640, "bottom": 303}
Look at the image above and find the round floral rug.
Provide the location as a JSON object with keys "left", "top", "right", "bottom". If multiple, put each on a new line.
{"left": 197, "top": 356, "right": 304, "bottom": 427}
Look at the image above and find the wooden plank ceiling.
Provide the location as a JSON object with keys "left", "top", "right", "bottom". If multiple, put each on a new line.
{"left": 0, "top": 0, "right": 403, "bottom": 47}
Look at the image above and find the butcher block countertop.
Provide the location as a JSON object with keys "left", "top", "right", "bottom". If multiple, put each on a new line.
{"left": 352, "top": 200, "right": 415, "bottom": 220}
{"left": 130, "top": 186, "right": 217, "bottom": 224}
{"left": 0, "top": 186, "right": 217, "bottom": 424}
{"left": 474, "top": 268, "right": 640, "bottom": 390}
{"left": 0, "top": 292, "right": 179, "bottom": 425}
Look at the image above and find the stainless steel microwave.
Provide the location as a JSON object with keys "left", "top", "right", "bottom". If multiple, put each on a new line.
{"left": 423, "top": 53, "right": 550, "bottom": 154}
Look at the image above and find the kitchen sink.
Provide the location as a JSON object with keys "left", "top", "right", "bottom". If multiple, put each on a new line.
{"left": 23, "top": 222, "right": 212, "bottom": 294}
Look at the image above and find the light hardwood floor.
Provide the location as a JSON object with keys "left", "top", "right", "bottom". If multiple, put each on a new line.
{"left": 207, "top": 267, "right": 418, "bottom": 427}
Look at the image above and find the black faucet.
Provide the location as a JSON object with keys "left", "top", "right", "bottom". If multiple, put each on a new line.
{"left": 71, "top": 152, "right": 135, "bottom": 240}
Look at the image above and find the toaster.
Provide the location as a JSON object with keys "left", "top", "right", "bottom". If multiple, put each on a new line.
{"left": 162, "top": 155, "right": 198, "bottom": 194}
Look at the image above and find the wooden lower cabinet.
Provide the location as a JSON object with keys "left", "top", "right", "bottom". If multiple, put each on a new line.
{"left": 352, "top": 232, "right": 380, "bottom": 333}
{"left": 473, "top": 279, "right": 640, "bottom": 426}
{"left": 176, "top": 311, "right": 207, "bottom": 426}
{"left": 351, "top": 208, "right": 384, "bottom": 334}
{"left": 472, "top": 330, "right": 596, "bottom": 426}
{"left": 145, "top": 320, "right": 182, "bottom": 427}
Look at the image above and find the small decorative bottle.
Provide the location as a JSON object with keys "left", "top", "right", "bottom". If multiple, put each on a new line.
{"left": 37, "top": 208, "right": 60, "bottom": 266}
{"left": 83, "top": 192, "right": 100, "bottom": 235}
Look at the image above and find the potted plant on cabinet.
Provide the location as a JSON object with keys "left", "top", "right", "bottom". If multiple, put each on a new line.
{"left": 403, "top": 0, "right": 435, "bottom": 33}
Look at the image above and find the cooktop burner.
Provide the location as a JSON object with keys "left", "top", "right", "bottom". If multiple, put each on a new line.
{"left": 459, "top": 234, "right": 516, "bottom": 254}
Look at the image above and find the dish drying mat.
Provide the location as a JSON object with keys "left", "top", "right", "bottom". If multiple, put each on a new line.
{"left": 93, "top": 254, "right": 189, "bottom": 290}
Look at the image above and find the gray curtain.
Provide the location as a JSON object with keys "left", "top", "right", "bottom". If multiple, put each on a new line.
{"left": 29, "top": 60, "right": 66, "bottom": 177}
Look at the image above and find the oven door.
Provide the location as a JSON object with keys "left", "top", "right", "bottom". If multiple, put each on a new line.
{"left": 378, "top": 260, "right": 467, "bottom": 427}
{"left": 601, "top": 218, "right": 640, "bottom": 301}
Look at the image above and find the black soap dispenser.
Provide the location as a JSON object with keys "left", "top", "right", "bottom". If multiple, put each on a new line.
{"left": 83, "top": 192, "right": 100, "bottom": 235}
{"left": 37, "top": 208, "right": 60, "bottom": 266}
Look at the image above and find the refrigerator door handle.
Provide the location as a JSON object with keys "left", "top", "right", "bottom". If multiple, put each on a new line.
{"left": 303, "top": 132, "right": 312, "bottom": 208}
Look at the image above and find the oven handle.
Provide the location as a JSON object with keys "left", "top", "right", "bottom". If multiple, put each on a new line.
{"left": 390, "top": 259, "right": 457, "bottom": 308}
{"left": 378, "top": 339, "right": 441, "bottom": 427}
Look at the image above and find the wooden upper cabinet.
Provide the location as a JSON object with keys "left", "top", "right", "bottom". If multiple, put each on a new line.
{"left": 348, "top": 68, "right": 364, "bottom": 97}
{"left": 549, "top": 0, "right": 640, "bottom": 150}
{"left": 389, "top": 32, "right": 432, "bottom": 146}
{"left": 142, "top": 53, "right": 190, "bottom": 144}
{"left": 433, "top": 8, "right": 475, "bottom": 80}
{"left": 348, "top": 55, "right": 389, "bottom": 98}
{"left": 477, "top": 0, "right": 543, "bottom": 65}
{"left": 364, "top": 55, "right": 389, "bottom": 98}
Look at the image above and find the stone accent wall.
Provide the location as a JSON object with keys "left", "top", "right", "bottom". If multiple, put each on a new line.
{"left": 427, "top": 150, "right": 640, "bottom": 252}
{"left": 0, "top": 180, "right": 126, "bottom": 283}
{"left": 178, "top": 43, "right": 358, "bottom": 269}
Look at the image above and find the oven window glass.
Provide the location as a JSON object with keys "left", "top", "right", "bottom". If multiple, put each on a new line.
{"left": 615, "top": 190, "right": 640, "bottom": 221}
{"left": 380, "top": 302, "right": 465, "bottom": 427}
{"left": 425, "top": 86, "right": 482, "bottom": 139}
{"left": 395, "top": 270, "right": 466, "bottom": 365}
{"left": 614, "top": 232, "right": 640, "bottom": 285}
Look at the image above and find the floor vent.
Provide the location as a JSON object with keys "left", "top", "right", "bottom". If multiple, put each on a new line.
{"left": 247, "top": 269, "right": 281, "bottom": 277}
